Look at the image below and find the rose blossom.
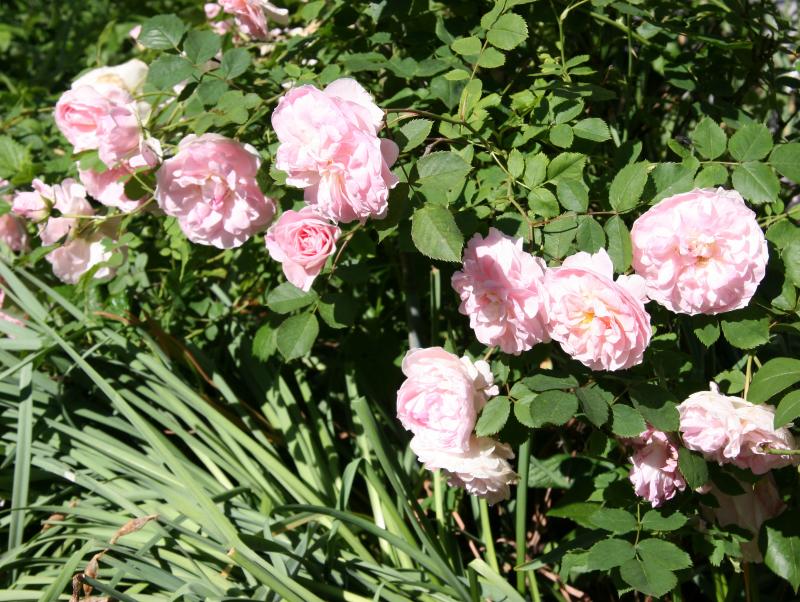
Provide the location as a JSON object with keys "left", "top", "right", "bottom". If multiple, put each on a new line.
{"left": 217, "top": 0, "right": 289, "bottom": 40}
{"left": 155, "top": 134, "right": 274, "bottom": 248}
{"left": 452, "top": 228, "right": 550, "bottom": 355}
{"left": 55, "top": 85, "right": 132, "bottom": 153}
{"left": 11, "top": 178, "right": 93, "bottom": 245}
{"left": 627, "top": 427, "right": 686, "bottom": 507}
{"left": 678, "top": 383, "right": 797, "bottom": 474}
{"left": 631, "top": 188, "right": 768, "bottom": 315}
{"left": 265, "top": 207, "right": 340, "bottom": 291}
{"left": 396, "top": 347, "right": 498, "bottom": 453}
{"left": 0, "top": 214, "right": 29, "bottom": 252}
{"left": 71, "top": 59, "right": 148, "bottom": 95}
{"left": 411, "top": 435, "right": 518, "bottom": 504}
{"left": 271, "top": 78, "right": 399, "bottom": 223}
{"left": 46, "top": 229, "right": 120, "bottom": 285}
{"left": 546, "top": 249, "right": 651, "bottom": 371}
{"left": 705, "top": 475, "right": 785, "bottom": 562}
{"left": 78, "top": 167, "right": 143, "bottom": 213}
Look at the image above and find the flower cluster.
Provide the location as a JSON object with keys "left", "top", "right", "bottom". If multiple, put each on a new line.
{"left": 453, "top": 231, "right": 650, "bottom": 371}
{"left": 622, "top": 383, "right": 795, "bottom": 512}
{"left": 678, "top": 383, "right": 797, "bottom": 474}
{"left": 453, "top": 188, "right": 768, "bottom": 372}
{"left": 396, "top": 347, "right": 517, "bottom": 503}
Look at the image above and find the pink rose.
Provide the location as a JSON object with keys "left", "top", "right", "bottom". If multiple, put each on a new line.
{"left": 705, "top": 475, "right": 785, "bottom": 562}
{"left": 46, "top": 231, "right": 119, "bottom": 284}
{"left": 129, "top": 24, "right": 142, "bottom": 40}
{"left": 96, "top": 104, "right": 146, "bottom": 169}
{"left": 12, "top": 178, "right": 93, "bottom": 245}
{"left": 78, "top": 167, "right": 144, "bottom": 213}
{"left": 218, "top": 0, "right": 289, "bottom": 40}
{"left": 265, "top": 207, "right": 341, "bottom": 291}
{"left": 205, "top": 3, "right": 222, "bottom": 19}
{"left": 678, "top": 383, "right": 797, "bottom": 474}
{"left": 631, "top": 188, "right": 768, "bottom": 315}
{"left": 155, "top": 134, "right": 275, "bottom": 248}
{"left": 452, "top": 228, "right": 550, "bottom": 355}
{"left": 71, "top": 59, "right": 148, "bottom": 95}
{"left": 546, "top": 249, "right": 651, "bottom": 371}
{"left": 271, "top": 78, "right": 399, "bottom": 223}
{"left": 411, "top": 435, "right": 517, "bottom": 504}
{"left": 0, "top": 214, "right": 29, "bottom": 252}
{"left": 627, "top": 427, "right": 686, "bottom": 507}
{"left": 396, "top": 347, "right": 498, "bottom": 453}
{"left": 54, "top": 85, "right": 132, "bottom": 153}
{"left": 12, "top": 179, "right": 52, "bottom": 222}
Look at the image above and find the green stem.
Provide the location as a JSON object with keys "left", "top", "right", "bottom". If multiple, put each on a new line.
{"left": 480, "top": 498, "right": 500, "bottom": 573}
{"left": 434, "top": 469, "right": 445, "bottom": 526}
{"left": 515, "top": 435, "right": 531, "bottom": 594}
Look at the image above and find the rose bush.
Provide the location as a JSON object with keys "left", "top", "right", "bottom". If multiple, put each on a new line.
{"left": 2, "top": 0, "right": 800, "bottom": 600}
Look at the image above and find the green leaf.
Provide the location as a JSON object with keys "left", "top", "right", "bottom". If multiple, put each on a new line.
{"left": 219, "top": 48, "right": 251, "bottom": 80}
{"left": 397, "top": 119, "right": 433, "bottom": 152}
{"left": 572, "top": 118, "right": 611, "bottom": 142}
{"left": 415, "top": 150, "right": 472, "bottom": 196}
{"left": 748, "top": 357, "right": 800, "bottom": 403}
{"left": 477, "top": 47, "right": 505, "bottom": 68}
{"left": 720, "top": 308, "right": 771, "bottom": 350}
{"left": 651, "top": 161, "right": 697, "bottom": 202}
{"left": 728, "top": 123, "right": 773, "bottom": 162}
{"left": 486, "top": 13, "right": 528, "bottom": 50}
{"left": 604, "top": 215, "right": 632, "bottom": 272}
{"left": 775, "top": 390, "right": 800, "bottom": 428}
{"left": 138, "top": 14, "right": 187, "bottom": 49}
{"left": 609, "top": 161, "right": 648, "bottom": 212}
{"left": 528, "top": 187, "right": 559, "bottom": 218}
{"left": 523, "top": 373, "right": 578, "bottom": 391}
{"left": 678, "top": 448, "right": 708, "bottom": 490}
{"left": 524, "top": 153, "right": 548, "bottom": 187}
{"left": 637, "top": 538, "right": 692, "bottom": 570}
{"left": 782, "top": 239, "right": 800, "bottom": 287}
{"left": 507, "top": 148, "right": 525, "bottom": 179}
{"left": 557, "top": 179, "right": 588, "bottom": 212}
{"left": 692, "top": 315, "right": 720, "bottom": 347}
{"left": 547, "top": 152, "right": 586, "bottom": 182}
{"left": 576, "top": 216, "right": 605, "bottom": 253}
{"left": 411, "top": 205, "right": 464, "bottom": 262}
{"left": 694, "top": 164, "right": 729, "bottom": 188}
{"left": 620, "top": 557, "right": 677, "bottom": 597}
{"left": 641, "top": 509, "right": 688, "bottom": 532}
{"left": 611, "top": 404, "right": 646, "bottom": 437}
{"left": 514, "top": 395, "right": 537, "bottom": 427}
{"left": 549, "top": 124, "right": 574, "bottom": 148}
{"left": 527, "top": 454, "right": 572, "bottom": 488}
{"left": 731, "top": 162, "right": 780, "bottom": 204}
{"left": 184, "top": 30, "right": 221, "bottom": 64}
{"left": 0, "top": 136, "right": 30, "bottom": 180}
{"left": 252, "top": 323, "right": 277, "bottom": 360}
{"left": 769, "top": 143, "right": 800, "bottom": 183}
{"left": 590, "top": 508, "right": 637, "bottom": 534}
{"left": 690, "top": 117, "right": 727, "bottom": 160}
{"left": 147, "top": 54, "right": 194, "bottom": 90}
{"left": 629, "top": 385, "right": 679, "bottom": 432}
{"left": 267, "top": 282, "right": 318, "bottom": 314}
{"left": 277, "top": 313, "right": 319, "bottom": 360}
{"left": 586, "top": 539, "right": 636, "bottom": 570}
{"left": 543, "top": 213, "right": 578, "bottom": 259}
{"left": 195, "top": 79, "right": 228, "bottom": 106}
{"left": 475, "top": 396, "right": 511, "bottom": 436}
{"left": 318, "top": 292, "right": 357, "bottom": 329}
{"left": 451, "top": 36, "right": 482, "bottom": 55}
{"left": 527, "top": 390, "right": 579, "bottom": 427}
{"left": 577, "top": 386, "right": 609, "bottom": 427}
{"left": 762, "top": 514, "right": 800, "bottom": 592}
